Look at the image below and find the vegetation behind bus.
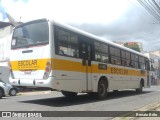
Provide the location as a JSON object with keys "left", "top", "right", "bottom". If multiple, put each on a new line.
{"left": 124, "top": 43, "right": 141, "bottom": 52}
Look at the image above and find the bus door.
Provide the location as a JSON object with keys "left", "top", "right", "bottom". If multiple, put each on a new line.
{"left": 80, "top": 41, "right": 92, "bottom": 91}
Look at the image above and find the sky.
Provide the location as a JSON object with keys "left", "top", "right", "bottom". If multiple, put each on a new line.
{"left": 0, "top": 0, "right": 159, "bottom": 51}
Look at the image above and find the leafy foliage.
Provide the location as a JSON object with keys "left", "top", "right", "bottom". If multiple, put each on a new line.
{"left": 124, "top": 43, "right": 141, "bottom": 52}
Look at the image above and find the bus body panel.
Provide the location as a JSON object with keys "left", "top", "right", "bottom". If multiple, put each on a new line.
{"left": 89, "top": 62, "right": 148, "bottom": 92}
{"left": 51, "top": 55, "right": 92, "bottom": 92}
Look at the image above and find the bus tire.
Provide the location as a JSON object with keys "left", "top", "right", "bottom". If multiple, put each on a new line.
{"left": 61, "top": 91, "right": 77, "bottom": 98}
{"left": 97, "top": 80, "right": 108, "bottom": 99}
{"left": 0, "top": 88, "right": 4, "bottom": 99}
{"left": 136, "top": 81, "right": 143, "bottom": 93}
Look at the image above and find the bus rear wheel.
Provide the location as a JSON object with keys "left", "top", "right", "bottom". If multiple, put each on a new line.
{"left": 97, "top": 80, "right": 107, "bottom": 99}
{"left": 61, "top": 91, "right": 77, "bottom": 98}
{"left": 0, "top": 88, "right": 3, "bottom": 99}
{"left": 136, "top": 81, "right": 143, "bottom": 93}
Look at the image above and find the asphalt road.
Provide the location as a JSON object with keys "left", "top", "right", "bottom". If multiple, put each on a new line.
{"left": 0, "top": 86, "right": 160, "bottom": 120}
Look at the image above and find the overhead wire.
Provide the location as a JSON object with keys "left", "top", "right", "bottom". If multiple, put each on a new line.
{"left": 144, "top": 0, "right": 160, "bottom": 18}
{"left": 128, "top": 0, "right": 155, "bottom": 18}
{"left": 137, "top": 0, "right": 160, "bottom": 22}
{"left": 155, "top": 0, "right": 160, "bottom": 5}
{"left": 148, "top": 0, "right": 160, "bottom": 15}
{"left": 152, "top": 0, "right": 160, "bottom": 11}
{"left": 143, "top": 0, "right": 160, "bottom": 18}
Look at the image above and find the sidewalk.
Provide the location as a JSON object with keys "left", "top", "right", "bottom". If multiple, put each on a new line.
{"left": 112, "top": 101, "right": 160, "bottom": 120}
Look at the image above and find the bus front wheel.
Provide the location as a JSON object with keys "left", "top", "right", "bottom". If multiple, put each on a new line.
{"left": 61, "top": 91, "right": 77, "bottom": 98}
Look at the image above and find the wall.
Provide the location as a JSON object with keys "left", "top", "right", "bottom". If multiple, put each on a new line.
{"left": 0, "top": 35, "right": 11, "bottom": 61}
{"left": 0, "top": 26, "right": 12, "bottom": 38}
{"left": 144, "top": 52, "right": 160, "bottom": 85}
{"left": 0, "top": 65, "right": 9, "bottom": 83}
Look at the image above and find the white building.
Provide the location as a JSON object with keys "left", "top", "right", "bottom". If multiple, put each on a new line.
{"left": 0, "top": 22, "right": 13, "bottom": 61}
{"left": 144, "top": 52, "right": 160, "bottom": 85}
{"left": 0, "top": 22, "right": 13, "bottom": 83}
{"left": 149, "top": 50, "right": 160, "bottom": 56}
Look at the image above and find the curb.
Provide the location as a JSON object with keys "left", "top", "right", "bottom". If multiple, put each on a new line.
{"left": 17, "top": 90, "right": 51, "bottom": 96}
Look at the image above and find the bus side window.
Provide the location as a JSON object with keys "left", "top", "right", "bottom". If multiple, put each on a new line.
{"left": 129, "top": 61, "right": 133, "bottom": 67}
{"left": 122, "top": 59, "right": 126, "bottom": 66}
{"left": 94, "top": 41, "right": 109, "bottom": 63}
{"left": 110, "top": 46, "right": 121, "bottom": 65}
{"left": 55, "top": 27, "right": 79, "bottom": 58}
{"left": 121, "top": 50, "right": 126, "bottom": 66}
{"left": 59, "top": 50, "right": 64, "bottom": 55}
{"left": 126, "top": 52, "right": 131, "bottom": 67}
{"left": 139, "top": 56, "right": 145, "bottom": 70}
{"left": 113, "top": 59, "right": 117, "bottom": 64}
{"left": 131, "top": 54, "right": 135, "bottom": 68}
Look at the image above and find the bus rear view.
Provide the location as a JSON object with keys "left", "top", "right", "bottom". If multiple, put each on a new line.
{"left": 9, "top": 19, "right": 53, "bottom": 88}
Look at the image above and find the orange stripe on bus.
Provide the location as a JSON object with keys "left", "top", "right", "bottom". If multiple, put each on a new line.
{"left": 10, "top": 58, "right": 147, "bottom": 77}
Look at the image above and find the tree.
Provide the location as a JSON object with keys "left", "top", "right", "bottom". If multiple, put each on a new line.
{"left": 124, "top": 43, "right": 141, "bottom": 52}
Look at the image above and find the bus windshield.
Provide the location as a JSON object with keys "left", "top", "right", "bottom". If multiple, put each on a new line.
{"left": 11, "top": 20, "right": 49, "bottom": 49}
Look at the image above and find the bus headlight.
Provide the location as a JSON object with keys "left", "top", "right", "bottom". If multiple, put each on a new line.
{"left": 43, "top": 61, "right": 51, "bottom": 79}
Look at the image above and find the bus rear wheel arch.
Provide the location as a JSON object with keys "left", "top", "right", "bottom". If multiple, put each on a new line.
{"left": 97, "top": 77, "right": 108, "bottom": 99}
